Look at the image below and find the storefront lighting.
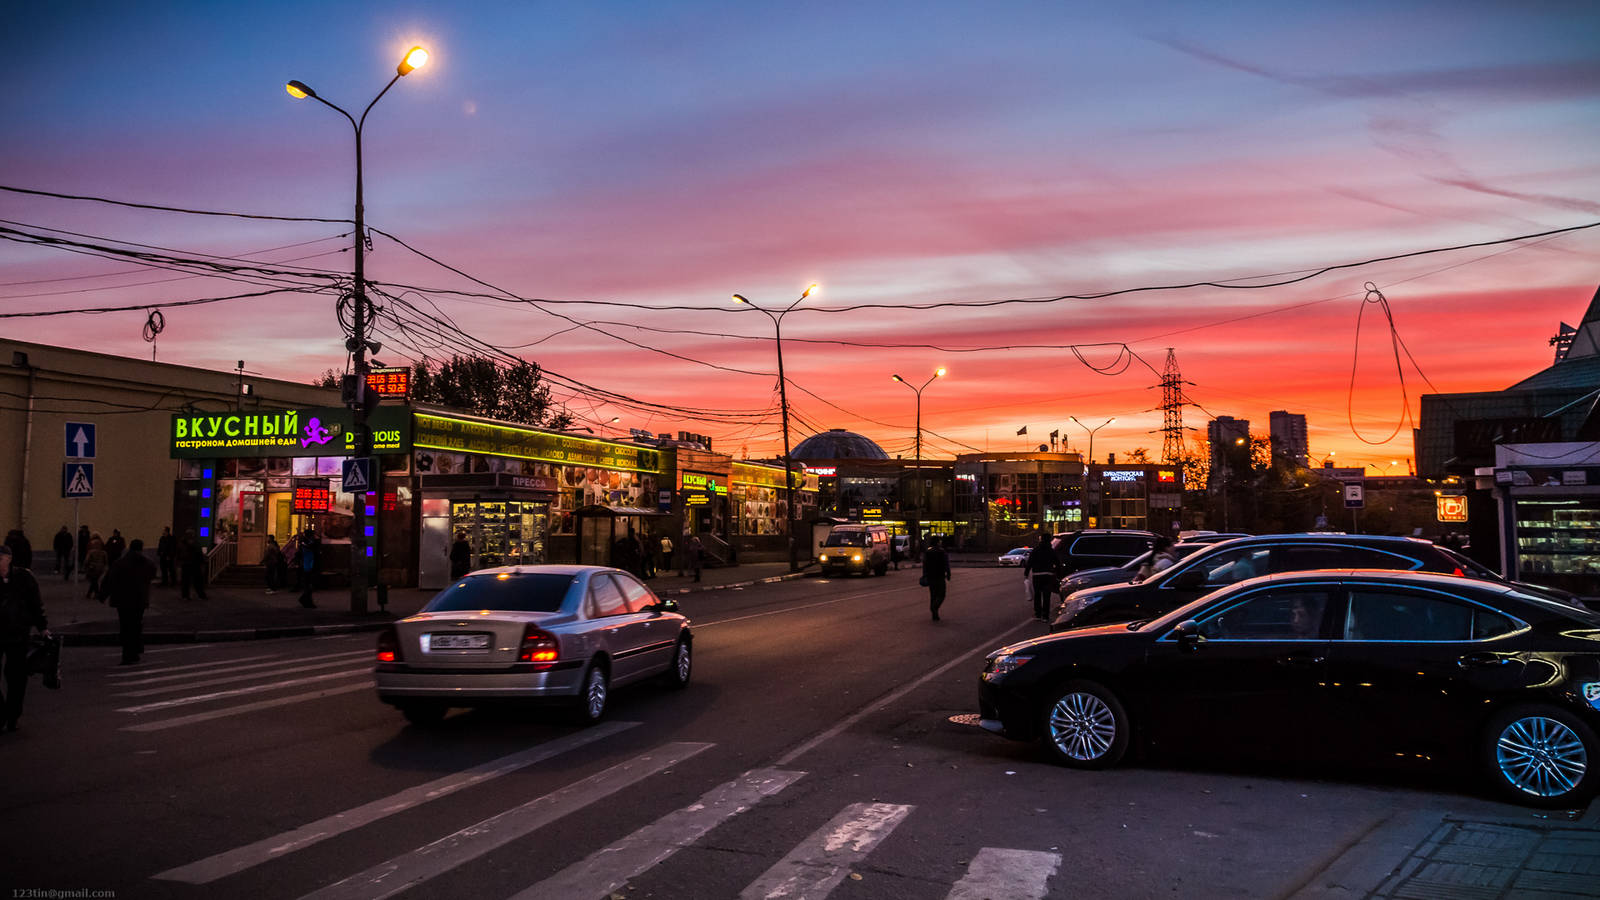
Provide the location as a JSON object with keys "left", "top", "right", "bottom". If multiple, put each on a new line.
{"left": 202, "top": 487, "right": 212, "bottom": 499}
{"left": 203, "top": 468, "right": 213, "bottom": 479}
{"left": 201, "top": 508, "right": 211, "bottom": 518}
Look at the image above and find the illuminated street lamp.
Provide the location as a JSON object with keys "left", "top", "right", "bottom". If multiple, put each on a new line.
{"left": 892, "top": 367, "right": 946, "bottom": 524}
{"left": 733, "top": 283, "right": 817, "bottom": 573}
{"left": 1070, "top": 416, "right": 1116, "bottom": 465}
{"left": 287, "top": 45, "right": 428, "bottom": 613}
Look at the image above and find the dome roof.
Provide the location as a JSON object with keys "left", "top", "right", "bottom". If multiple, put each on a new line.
{"left": 792, "top": 429, "right": 888, "bottom": 460}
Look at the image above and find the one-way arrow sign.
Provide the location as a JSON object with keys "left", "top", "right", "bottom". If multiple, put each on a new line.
{"left": 66, "top": 421, "right": 96, "bottom": 459}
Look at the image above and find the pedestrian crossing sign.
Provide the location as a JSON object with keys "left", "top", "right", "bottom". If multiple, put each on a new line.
{"left": 63, "top": 462, "right": 95, "bottom": 498}
{"left": 341, "top": 457, "right": 372, "bottom": 493}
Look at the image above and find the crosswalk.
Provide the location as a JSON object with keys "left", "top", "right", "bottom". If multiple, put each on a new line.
{"left": 108, "top": 642, "right": 1062, "bottom": 899}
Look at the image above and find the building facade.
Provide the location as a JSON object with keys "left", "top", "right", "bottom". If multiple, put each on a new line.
{"left": 1269, "top": 410, "right": 1309, "bottom": 469}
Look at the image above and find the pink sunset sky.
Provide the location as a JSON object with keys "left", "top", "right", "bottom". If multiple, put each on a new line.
{"left": 4, "top": 1, "right": 1598, "bottom": 471}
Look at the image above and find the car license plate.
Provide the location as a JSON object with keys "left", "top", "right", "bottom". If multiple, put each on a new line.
{"left": 429, "top": 633, "right": 491, "bottom": 650}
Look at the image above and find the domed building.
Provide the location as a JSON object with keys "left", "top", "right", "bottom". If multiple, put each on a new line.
{"left": 791, "top": 428, "right": 888, "bottom": 461}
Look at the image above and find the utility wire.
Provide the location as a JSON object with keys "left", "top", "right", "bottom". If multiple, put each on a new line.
{"left": 0, "top": 184, "right": 353, "bottom": 223}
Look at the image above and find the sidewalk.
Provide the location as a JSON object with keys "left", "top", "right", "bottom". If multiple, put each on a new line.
{"left": 38, "top": 560, "right": 806, "bottom": 646}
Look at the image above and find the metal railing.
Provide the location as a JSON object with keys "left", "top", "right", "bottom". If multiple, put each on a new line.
{"left": 207, "top": 538, "right": 235, "bottom": 584}
{"left": 697, "top": 531, "right": 731, "bottom": 566}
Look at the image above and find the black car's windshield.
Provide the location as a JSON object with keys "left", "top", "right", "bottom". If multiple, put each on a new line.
{"left": 425, "top": 573, "right": 576, "bottom": 613}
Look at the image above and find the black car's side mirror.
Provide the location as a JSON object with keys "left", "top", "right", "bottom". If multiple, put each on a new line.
{"left": 1172, "top": 619, "right": 1205, "bottom": 652}
{"left": 652, "top": 598, "right": 679, "bottom": 614}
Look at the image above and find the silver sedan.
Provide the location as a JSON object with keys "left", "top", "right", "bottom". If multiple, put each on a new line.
{"left": 375, "top": 565, "right": 692, "bottom": 726}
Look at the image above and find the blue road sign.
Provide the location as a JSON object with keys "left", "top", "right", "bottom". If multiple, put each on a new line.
{"left": 1343, "top": 482, "right": 1365, "bottom": 509}
{"left": 65, "top": 421, "right": 96, "bottom": 459}
{"left": 341, "top": 457, "right": 373, "bottom": 493}
{"left": 63, "top": 462, "right": 95, "bottom": 498}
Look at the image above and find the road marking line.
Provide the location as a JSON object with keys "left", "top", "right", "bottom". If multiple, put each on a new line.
{"left": 106, "top": 652, "right": 285, "bottom": 676}
{"left": 774, "top": 618, "right": 1033, "bottom": 766}
{"left": 113, "top": 650, "right": 370, "bottom": 685}
{"left": 119, "top": 681, "right": 376, "bottom": 732}
{"left": 115, "top": 667, "right": 371, "bottom": 713}
{"left": 510, "top": 767, "right": 806, "bottom": 900}
{"left": 153, "top": 721, "right": 642, "bottom": 884}
{"left": 738, "top": 802, "right": 913, "bottom": 900}
{"left": 115, "top": 655, "right": 375, "bottom": 696}
{"left": 296, "top": 742, "right": 715, "bottom": 900}
{"left": 946, "top": 848, "right": 1060, "bottom": 900}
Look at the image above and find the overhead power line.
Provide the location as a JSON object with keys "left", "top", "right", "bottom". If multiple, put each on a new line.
{"left": 0, "top": 184, "right": 353, "bottom": 224}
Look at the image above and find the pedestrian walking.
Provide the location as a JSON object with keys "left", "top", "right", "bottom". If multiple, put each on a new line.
{"left": 156, "top": 526, "right": 177, "bottom": 587}
{"left": 449, "top": 531, "right": 472, "bottom": 581}
{"left": 76, "top": 525, "right": 91, "bottom": 572}
{"left": 283, "top": 534, "right": 301, "bottom": 592}
{"left": 1023, "top": 532, "right": 1061, "bottom": 621}
{"left": 178, "top": 529, "right": 208, "bottom": 601}
{"left": 1137, "top": 537, "right": 1180, "bottom": 582}
{"left": 99, "top": 539, "right": 156, "bottom": 665}
{"left": 0, "top": 542, "right": 49, "bottom": 733}
{"left": 688, "top": 535, "right": 704, "bottom": 582}
{"left": 639, "top": 530, "right": 656, "bottom": 579}
{"left": 658, "top": 534, "right": 673, "bottom": 578}
{"left": 890, "top": 538, "right": 904, "bottom": 572}
{"left": 52, "top": 526, "right": 73, "bottom": 579}
{"left": 105, "top": 529, "right": 126, "bottom": 565}
{"left": 922, "top": 537, "right": 952, "bottom": 621}
{"left": 4, "top": 529, "right": 32, "bottom": 571}
{"left": 618, "top": 528, "right": 644, "bottom": 578}
{"left": 297, "top": 528, "right": 320, "bottom": 609}
{"left": 83, "top": 534, "right": 109, "bottom": 600}
{"left": 262, "top": 535, "right": 286, "bottom": 594}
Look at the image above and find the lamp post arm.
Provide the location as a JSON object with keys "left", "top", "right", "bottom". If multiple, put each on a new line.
{"left": 358, "top": 72, "right": 405, "bottom": 134}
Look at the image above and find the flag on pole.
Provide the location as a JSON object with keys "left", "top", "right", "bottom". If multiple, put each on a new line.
{"left": 1016, "top": 426, "right": 1028, "bottom": 435}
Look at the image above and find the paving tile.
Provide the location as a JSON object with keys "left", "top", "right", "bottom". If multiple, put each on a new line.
{"left": 1430, "top": 841, "right": 1527, "bottom": 867}
{"left": 1407, "top": 861, "right": 1517, "bottom": 890}
{"left": 1527, "top": 850, "right": 1600, "bottom": 876}
{"left": 1445, "top": 824, "right": 1541, "bottom": 853}
{"left": 1514, "top": 868, "right": 1600, "bottom": 897}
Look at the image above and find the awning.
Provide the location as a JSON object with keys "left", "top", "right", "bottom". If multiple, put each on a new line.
{"left": 574, "top": 505, "right": 669, "bottom": 517}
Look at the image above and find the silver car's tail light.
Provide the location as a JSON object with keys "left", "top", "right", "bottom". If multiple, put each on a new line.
{"left": 376, "top": 627, "right": 401, "bottom": 663}
{"left": 518, "top": 626, "right": 559, "bottom": 663}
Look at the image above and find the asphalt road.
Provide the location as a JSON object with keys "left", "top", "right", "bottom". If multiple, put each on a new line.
{"left": 1, "top": 567, "right": 1533, "bottom": 899}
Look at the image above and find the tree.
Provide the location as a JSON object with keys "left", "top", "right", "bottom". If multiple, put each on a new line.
{"left": 312, "top": 368, "right": 340, "bottom": 389}
{"left": 1126, "top": 447, "right": 1151, "bottom": 463}
{"left": 410, "top": 356, "right": 574, "bottom": 429}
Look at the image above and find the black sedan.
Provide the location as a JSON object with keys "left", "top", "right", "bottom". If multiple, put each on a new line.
{"left": 979, "top": 570, "right": 1600, "bottom": 807}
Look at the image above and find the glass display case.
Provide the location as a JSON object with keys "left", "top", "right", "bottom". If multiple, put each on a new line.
{"left": 451, "top": 500, "right": 549, "bottom": 568}
{"left": 1514, "top": 499, "right": 1600, "bottom": 591}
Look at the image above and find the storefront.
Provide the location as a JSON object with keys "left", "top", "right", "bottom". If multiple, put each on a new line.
{"left": 1487, "top": 442, "right": 1600, "bottom": 597}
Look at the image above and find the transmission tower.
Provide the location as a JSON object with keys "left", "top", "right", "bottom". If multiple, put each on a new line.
{"left": 1160, "top": 348, "right": 1186, "bottom": 464}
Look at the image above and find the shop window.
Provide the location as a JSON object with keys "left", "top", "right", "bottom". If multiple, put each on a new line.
{"left": 316, "top": 456, "right": 344, "bottom": 476}
{"left": 292, "top": 457, "right": 317, "bottom": 477}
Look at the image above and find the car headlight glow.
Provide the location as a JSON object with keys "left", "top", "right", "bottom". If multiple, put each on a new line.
{"left": 984, "top": 653, "right": 1033, "bottom": 680}
{"left": 819, "top": 554, "right": 829, "bottom": 562}
{"left": 853, "top": 554, "right": 862, "bottom": 561}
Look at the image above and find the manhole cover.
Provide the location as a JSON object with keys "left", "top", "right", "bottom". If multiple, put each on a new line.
{"left": 947, "top": 713, "right": 984, "bottom": 727}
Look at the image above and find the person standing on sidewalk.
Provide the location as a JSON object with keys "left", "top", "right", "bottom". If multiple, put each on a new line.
{"left": 178, "top": 529, "right": 208, "bottom": 601}
{"left": 105, "top": 529, "right": 126, "bottom": 566}
{"left": 922, "top": 537, "right": 952, "bottom": 621}
{"left": 4, "top": 530, "right": 32, "bottom": 571}
{"left": 688, "top": 535, "right": 704, "bottom": 582}
{"left": 76, "top": 524, "right": 91, "bottom": 574}
{"left": 1023, "top": 532, "right": 1060, "bottom": 622}
{"left": 0, "top": 542, "right": 49, "bottom": 733}
{"left": 658, "top": 533, "right": 673, "bottom": 578}
{"left": 261, "top": 535, "right": 286, "bottom": 594}
{"left": 83, "top": 534, "right": 108, "bottom": 600}
{"left": 52, "top": 526, "right": 73, "bottom": 580}
{"left": 99, "top": 538, "right": 156, "bottom": 665}
{"left": 156, "top": 526, "right": 177, "bottom": 587}
{"left": 297, "top": 528, "right": 320, "bottom": 609}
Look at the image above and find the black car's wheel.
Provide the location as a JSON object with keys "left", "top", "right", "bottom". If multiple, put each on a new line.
{"left": 399, "top": 702, "right": 447, "bottom": 727}
{"left": 663, "top": 637, "right": 692, "bottom": 689}
{"left": 1041, "top": 679, "right": 1130, "bottom": 769}
{"left": 571, "top": 661, "right": 610, "bottom": 725}
{"left": 1482, "top": 705, "right": 1597, "bottom": 807}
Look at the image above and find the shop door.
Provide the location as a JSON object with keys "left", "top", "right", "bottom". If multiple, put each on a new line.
{"left": 238, "top": 490, "right": 267, "bottom": 566}
{"left": 270, "top": 494, "right": 293, "bottom": 543}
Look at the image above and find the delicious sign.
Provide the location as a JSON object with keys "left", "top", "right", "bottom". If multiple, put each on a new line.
{"left": 170, "top": 406, "right": 410, "bottom": 458}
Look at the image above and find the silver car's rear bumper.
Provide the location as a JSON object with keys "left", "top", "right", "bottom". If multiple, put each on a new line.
{"left": 376, "top": 664, "right": 584, "bottom": 701}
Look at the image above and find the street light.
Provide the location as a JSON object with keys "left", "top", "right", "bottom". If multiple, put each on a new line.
{"left": 288, "top": 44, "right": 428, "bottom": 614}
{"left": 1070, "top": 416, "right": 1116, "bottom": 464}
{"left": 733, "top": 283, "right": 816, "bottom": 573}
{"left": 892, "top": 367, "right": 946, "bottom": 530}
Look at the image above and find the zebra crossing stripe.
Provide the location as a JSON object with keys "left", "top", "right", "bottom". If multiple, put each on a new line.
{"left": 113, "top": 650, "right": 369, "bottom": 685}
{"left": 115, "top": 667, "right": 371, "bottom": 713}
{"left": 738, "top": 802, "right": 913, "bottom": 900}
{"left": 946, "top": 848, "right": 1060, "bottom": 900}
{"left": 152, "top": 720, "right": 642, "bottom": 884}
{"left": 115, "top": 656, "right": 374, "bottom": 697}
{"left": 297, "top": 742, "right": 714, "bottom": 900}
{"left": 510, "top": 767, "right": 806, "bottom": 900}
{"left": 106, "top": 652, "right": 285, "bottom": 676}
{"left": 119, "top": 681, "right": 376, "bottom": 732}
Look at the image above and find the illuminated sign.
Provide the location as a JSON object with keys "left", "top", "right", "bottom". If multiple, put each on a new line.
{"left": 293, "top": 479, "right": 331, "bottom": 514}
{"left": 956, "top": 473, "right": 977, "bottom": 482}
{"left": 1104, "top": 470, "right": 1144, "bottom": 482}
{"left": 1156, "top": 469, "right": 1177, "bottom": 483}
{"left": 413, "top": 414, "right": 660, "bottom": 474}
{"left": 862, "top": 507, "right": 884, "bottom": 519}
{"left": 803, "top": 465, "right": 837, "bottom": 477}
{"left": 685, "top": 494, "right": 710, "bottom": 506}
{"left": 170, "top": 406, "right": 409, "bottom": 458}
{"left": 1436, "top": 495, "right": 1468, "bottom": 523}
{"left": 366, "top": 367, "right": 410, "bottom": 399}
{"left": 682, "top": 472, "right": 728, "bottom": 495}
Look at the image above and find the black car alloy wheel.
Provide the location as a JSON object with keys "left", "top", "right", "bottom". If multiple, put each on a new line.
{"left": 1483, "top": 704, "right": 1598, "bottom": 807}
{"left": 1042, "top": 679, "right": 1130, "bottom": 769}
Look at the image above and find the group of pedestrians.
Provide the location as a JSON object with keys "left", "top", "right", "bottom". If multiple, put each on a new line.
{"left": 263, "top": 529, "right": 320, "bottom": 609}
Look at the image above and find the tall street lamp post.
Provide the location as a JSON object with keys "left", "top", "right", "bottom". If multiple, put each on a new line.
{"left": 734, "top": 284, "right": 816, "bottom": 573}
{"left": 1070, "top": 416, "right": 1115, "bottom": 465}
{"left": 891, "top": 368, "right": 945, "bottom": 525}
{"left": 288, "top": 45, "right": 428, "bottom": 613}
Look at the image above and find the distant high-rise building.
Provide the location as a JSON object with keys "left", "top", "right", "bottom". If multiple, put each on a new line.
{"left": 1207, "top": 416, "right": 1250, "bottom": 488}
{"left": 1269, "top": 410, "right": 1308, "bottom": 468}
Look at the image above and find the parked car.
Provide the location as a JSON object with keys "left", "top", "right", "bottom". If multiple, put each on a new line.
{"left": 1057, "top": 542, "right": 1209, "bottom": 594}
{"left": 1437, "top": 545, "right": 1593, "bottom": 611}
{"left": 818, "top": 524, "right": 891, "bottom": 576}
{"left": 979, "top": 569, "right": 1600, "bottom": 807}
{"left": 1052, "top": 534, "right": 1476, "bottom": 632}
{"left": 1174, "top": 532, "right": 1252, "bottom": 545}
{"left": 375, "top": 565, "right": 692, "bottom": 726}
{"left": 1048, "top": 529, "right": 1158, "bottom": 575}
{"left": 997, "top": 547, "right": 1032, "bottom": 567}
